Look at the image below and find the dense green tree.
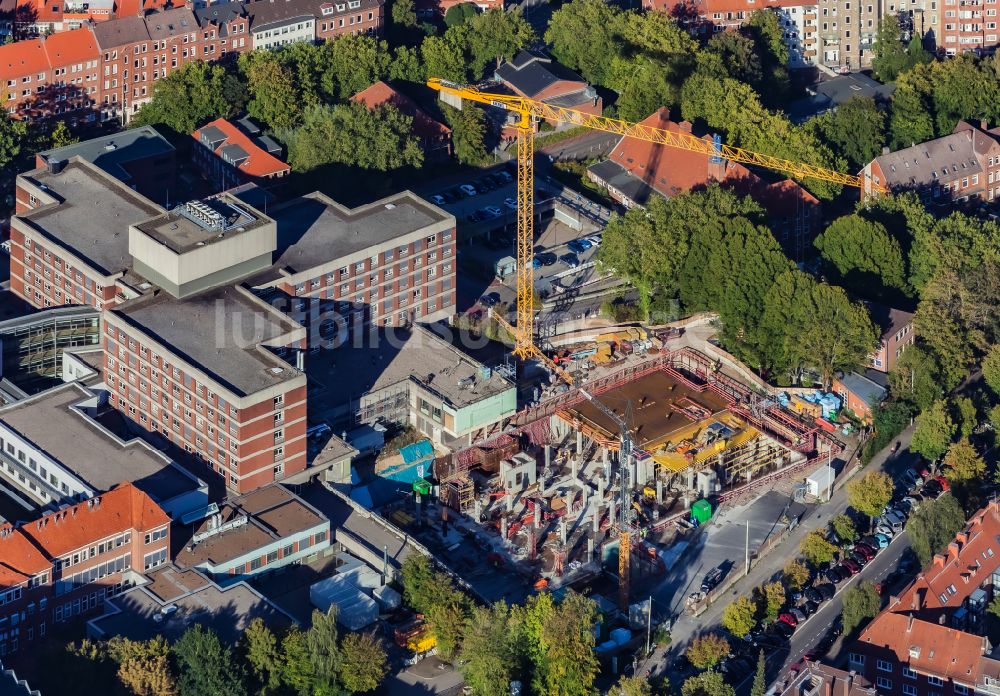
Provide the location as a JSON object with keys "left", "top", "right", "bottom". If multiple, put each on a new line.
{"left": 444, "top": 2, "right": 478, "bottom": 27}
{"left": 681, "top": 671, "right": 736, "bottom": 696}
{"left": 47, "top": 120, "right": 78, "bottom": 149}
{"left": 686, "top": 633, "right": 730, "bottom": 670}
{"left": 871, "top": 15, "right": 910, "bottom": 82}
{"left": 707, "top": 31, "right": 763, "bottom": 87}
{"left": 459, "top": 603, "right": 523, "bottom": 696}
{"left": 457, "top": 8, "right": 533, "bottom": 76}
{"left": 721, "top": 596, "right": 757, "bottom": 637}
{"left": 306, "top": 608, "right": 342, "bottom": 693}
{"left": 279, "top": 629, "right": 314, "bottom": 696}
{"left": 889, "top": 83, "right": 935, "bottom": 148}
{"left": 983, "top": 344, "right": 1000, "bottom": 395}
{"left": 426, "top": 592, "right": 469, "bottom": 662}
{"left": 751, "top": 650, "right": 767, "bottom": 696}
{"left": 842, "top": 581, "right": 881, "bottom": 635}
{"left": 421, "top": 35, "right": 467, "bottom": 82}
{"left": 815, "top": 214, "right": 907, "bottom": 292}
{"left": 108, "top": 636, "right": 177, "bottom": 696}
{"left": 389, "top": 45, "right": 424, "bottom": 82}
{"left": 323, "top": 34, "right": 392, "bottom": 100}
{"left": 783, "top": 560, "right": 810, "bottom": 590}
{"left": 338, "top": 633, "right": 387, "bottom": 693}
{"left": 952, "top": 396, "right": 978, "bottom": 438}
{"left": 442, "top": 102, "right": 489, "bottom": 165}
{"left": 762, "top": 582, "right": 785, "bottom": 623}
{"left": 391, "top": 0, "right": 416, "bottom": 28}
{"left": 909, "top": 492, "right": 967, "bottom": 564}
{"left": 943, "top": 439, "right": 985, "bottom": 483}
{"left": 131, "top": 61, "right": 245, "bottom": 133}
{"left": 911, "top": 399, "right": 957, "bottom": 461}
{"left": 172, "top": 625, "right": 245, "bottom": 696}
{"left": 889, "top": 344, "right": 941, "bottom": 410}
{"left": 0, "top": 108, "right": 29, "bottom": 170}
{"left": 241, "top": 53, "right": 302, "bottom": 130}
{"left": 808, "top": 96, "right": 886, "bottom": 169}
{"left": 241, "top": 618, "right": 282, "bottom": 696}
{"left": 747, "top": 10, "right": 789, "bottom": 66}
{"left": 609, "top": 55, "right": 689, "bottom": 123}
{"left": 800, "top": 530, "right": 838, "bottom": 567}
{"left": 616, "top": 675, "right": 653, "bottom": 696}
{"left": 831, "top": 514, "right": 858, "bottom": 544}
{"left": 544, "top": 0, "right": 622, "bottom": 86}
{"left": 280, "top": 103, "right": 422, "bottom": 172}
{"left": 680, "top": 72, "right": 844, "bottom": 200}
{"left": 759, "top": 272, "right": 877, "bottom": 387}
{"left": 401, "top": 556, "right": 451, "bottom": 614}
{"left": 617, "top": 9, "right": 698, "bottom": 57}
{"left": 527, "top": 591, "right": 600, "bottom": 696}
{"left": 847, "top": 471, "right": 894, "bottom": 521}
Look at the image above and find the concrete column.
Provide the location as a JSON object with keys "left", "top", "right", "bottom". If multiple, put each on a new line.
{"left": 559, "top": 519, "right": 568, "bottom": 545}
{"left": 534, "top": 502, "right": 541, "bottom": 528}
{"left": 545, "top": 445, "right": 551, "bottom": 469}
{"left": 505, "top": 491, "right": 513, "bottom": 513}
{"left": 597, "top": 477, "right": 606, "bottom": 501}
{"left": 501, "top": 515, "right": 508, "bottom": 539}
{"left": 609, "top": 499, "right": 616, "bottom": 527}
{"left": 592, "top": 505, "right": 601, "bottom": 533}
{"left": 474, "top": 499, "right": 482, "bottom": 522}
{"left": 571, "top": 457, "right": 578, "bottom": 479}
{"left": 686, "top": 468, "right": 695, "bottom": 491}
{"left": 656, "top": 479, "right": 664, "bottom": 504}
{"left": 576, "top": 430, "right": 583, "bottom": 455}
{"left": 587, "top": 537, "right": 595, "bottom": 564}
{"left": 603, "top": 447, "right": 609, "bottom": 466}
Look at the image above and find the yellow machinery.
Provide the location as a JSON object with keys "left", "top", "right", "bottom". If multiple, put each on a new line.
{"left": 426, "top": 77, "right": 887, "bottom": 612}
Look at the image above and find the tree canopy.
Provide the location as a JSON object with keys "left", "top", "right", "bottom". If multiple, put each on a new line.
{"left": 686, "top": 633, "right": 730, "bottom": 670}
{"left": 842, "top": 581, "right": 881, "bottom": 635}
{"left": 911, "top": 399, "right": 956, "bottom": 461}
{"left": 908, "top": 492, "right": 967, "bottom": 564}
{"left": 847, "top": 471, "right": 894, "bottom": 520}
{"left": 131, "top": 61, "right": 246, "bottom": 134}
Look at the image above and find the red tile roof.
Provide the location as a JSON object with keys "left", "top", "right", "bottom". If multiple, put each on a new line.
{"left": 0, "top": 525, "right": 50, "bottom": 587}
{"left": 351, "top": 81, "right": 451, "bottom": 144}
{"left": 192, "top": 118, "right": 290, "bottom": 178}
{"left": 856, "top": 499, "right": 1000, "bottom": 684}
{"left": 114, "top": 0, "right": 181, "bottom": 17}
{"left": 0, "top": 27, "right": 99, "bottom": 80}
{"left": 19, "top": 482, "right": 169, "bottom": 559}
{"left": 609, "top": 107, "right": 818, "bottom": 211}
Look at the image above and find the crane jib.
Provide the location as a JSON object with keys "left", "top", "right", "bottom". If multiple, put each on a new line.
{"left": 490, "top": 100, "right": 509, "bottom": 109}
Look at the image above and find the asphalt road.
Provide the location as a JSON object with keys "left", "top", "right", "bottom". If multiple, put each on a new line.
{"left": 646, "top": 425, "right": 921, "bottom": 682}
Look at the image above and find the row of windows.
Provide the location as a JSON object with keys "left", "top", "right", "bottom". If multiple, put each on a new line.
{"left": 60, "top": 532, "right": 131, "bottom": 570}
{"left": 55, "top": 553, "right": 131, "bottom": 596}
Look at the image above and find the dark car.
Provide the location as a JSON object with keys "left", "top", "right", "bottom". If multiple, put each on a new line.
{"left": 841, "top": 559, "right": 861, "bottom": 575}
{"left": 850, "top": 551, "right": 869, "bottom": 567}
{"left": 790, "top": 608, "right": 807, "bottom": 623}
{"left": 854, "top": 543, "right": 876, "bottom": 560}
{"left": 773, "top": 620, "right": 795, "bottom": 638}
{"left": 701, "top": 565, "right": 726, "bottom": 593}
{"left": 816, "top": 583, "right": 835, "bottom": 600}
{"left": 804, "top": 600, "right": 820, "bottom": 616}
{"left": 804, "top": 587, "right": 823, "bottom": 603}
{"left": 479, "top": 292, "right": 500, "bottom": 308}
{"left": 826, "top": 567, "right": 846, "bottom": 584}
{"left": 798, "top": 602, "right": 813, "bottom": 618}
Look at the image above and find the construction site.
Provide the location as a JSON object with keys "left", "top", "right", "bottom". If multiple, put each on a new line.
{"left": 373, "top": 337, "right": 845, "bottom": 614}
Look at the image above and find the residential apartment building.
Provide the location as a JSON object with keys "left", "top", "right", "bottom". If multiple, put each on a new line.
{"left": 861, "top": 120, "right": 1000, "bottom": 204}
{"left": 174, "top": 485, "right": 330, "bottom": 585}
{"left": 939, "top": 0, "right": 999, "bottom": 55}
{"left": 0, "top": 482, "right": 170, "bottom": 658}
{"left": 0, "top": 0, "right": 113, "bottom": 39}
{"left": 192, "top": 117, "right": 290, "bottom": 192}
{"left": 866, "top": 302, "right": 915, "bottom": 373}
{"left": 1, "top": 0, "right": 382, "bottom": 124}
{"left": 11, "top": 158, "right": 164, "bottom": 310}
{"left": 850, "top": 497, "right": 1000, "bottom": 696}
{"left": 772, "top": 660, "right": 877, "bottom": 696}
{"left": 260, "top": 191, "right": 457, "bottom": 333}
{"left": 1, "top": 29, "right": 101, "bottom": 121}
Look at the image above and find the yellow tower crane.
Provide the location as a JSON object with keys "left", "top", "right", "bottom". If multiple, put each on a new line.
{"left": 427, "top": 77, "right": 886, "bottom": 611}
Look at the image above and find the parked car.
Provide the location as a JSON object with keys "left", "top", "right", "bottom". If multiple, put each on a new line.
{"left": 873, "top": 533, "right": 891, "bottom": 549}
{"left": 497, "top": 170, "right": 514, "bottom": 183}
{"left": 475, "top": 177, "right": 496, "bottom": 192}
{"left": 460, "top": 184, "right": 478, "bottom": 196}
{"left": 701, "top": 565, "right": 727, "bottom": 593}
{"left": 532, "top": 252, "right": 557, "bottom": 268}
{"left": 876, "top": 524, "right": 895, "bottom": 539}
{"left": 850, "top": 551, "right": 869, "bottom": 567}
{"left": 479, "top": 292, "right": 500, "bottom": 308}
{"left": 816, "top": 583, "right": 835, "bottom": 601}
{"left": 841, "top": 559, "right": 861, "bottom": 575}
{"left": 774, "top": 620, "right": 796, "bottom": 637}
{"left": 559, "top": 253, "right": 580, "bottom": 268}
{"left": 503, "top": 197, "right": 518, "bottom": 211}
{"left": 567, "top": 238, "right": 593, "bottom": 254}
{"left": 584, "top": 234, "right": 602, "bottom": 247}
{"left": 430, "top": 194, "right": 446, "bottom": 205}
{"left": 484, "top": 206, "right": 503, "bottom": 218}
{"left": 826, "top": 567, "right": 847, "bottom": 584}
{"left": 778, "top": 613, "right": 799, "bottom": 627}
{"left": 804, "top": 587, "right": 824, "bottom": 603}
{"left": 466, "top": 211, "right": 485, "bottom": 223}
{"left": 790, "top": 608, "right": 807, "bottom": 623}
{"left": 933, "top": 475, "right": 950, "bottom": 492}
{"left": 854, "top": 544, "right": 875, "bottom": 562}
{"left": 804, "top": 600, "right": 819, "bottom": 616}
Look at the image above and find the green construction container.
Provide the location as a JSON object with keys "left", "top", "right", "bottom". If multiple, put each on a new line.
{"left": 413, "top": 479, "right": 432, "bottom": 496}
{"left": 691, "top": 499, "right": 712, "bottom": 525}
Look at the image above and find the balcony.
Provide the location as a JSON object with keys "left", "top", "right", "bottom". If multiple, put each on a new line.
{"left": 804, "top": 12, "right": 817, "bottom": 19}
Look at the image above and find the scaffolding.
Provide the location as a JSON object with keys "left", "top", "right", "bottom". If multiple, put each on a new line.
{"left": 441, "top": 476, "right": 475, "bottom": 513}
{"left": 354, "top": 383, "right": 409, "bottom": 426}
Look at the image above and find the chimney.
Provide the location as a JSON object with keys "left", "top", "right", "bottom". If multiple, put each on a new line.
{"left": 907, "top": 614, "right": 915, "bottom": 632}
{"left": 957, "top": 532, "right": 969, "bottom": 545}
{"left": 949, "top": 541, "right": 960, "bottom": 561}
{"left": 981, "top": 120, "right": 989, "bottom": 130}
{"left": 678, "top": 120, "right": 693, "bottom": 134}
{"left": 934, "top": 554, "right": 946, "bottom": 567}
{"left": 94, "top": 496, "right": 101, "bottom": 509}
{"left": 882, "top": 146, "right": 890, "bottom": 155}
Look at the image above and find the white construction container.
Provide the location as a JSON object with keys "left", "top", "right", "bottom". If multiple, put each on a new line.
{"left": 309, "top": 575, "right": 378, "bottom": 630}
